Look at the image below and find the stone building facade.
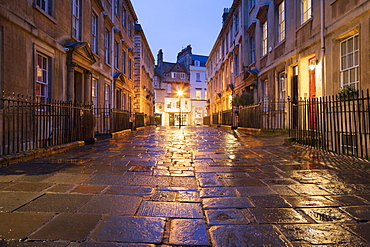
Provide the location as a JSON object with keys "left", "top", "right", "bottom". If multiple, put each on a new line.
{"left": 0, "top": 0, "right": 154, "bottom": 119}
{"left": 207, "top": 0, "right": 370, "bottom": 126}
{"left": 154, "top": 49, "right": 191, "bottom": 126}
{"left": 133, "top": 23, "right": 155, "bottom": 125}
{"left": 177, "top": 45, "right": 208, "bottom": 126}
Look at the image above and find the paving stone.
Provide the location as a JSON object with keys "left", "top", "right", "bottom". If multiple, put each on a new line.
{"left": 169, "top": 219, "right": 210, "bottom": 246}
{"left": 0, "top": 212, "right": 54, "bottom": 239}
{"left": 77, "top": 195, "right": 141, "bottom": 215}
{"left": 283, "top": 196, "right": 338, "bottom": 208}
{"left": 170, "top": 177, "right": 197, "bottom": 187}
{"left": 198, "top": 177, "right": 223, "bottom": 187}
{"left": 325, "top": 195, "right": 368, "bottom": 206}
{"left": 209, "top": 225, "right": 292, "bottom": 247}
{"left": 236, "top": 186, "right": 278, "bottom": 196}
{"left": 278, "top": 224, "right": 368, "bottom": 245}
{"left": 85, "top": 174, "right": 134, "bottom": 186}
{"left": 3, "top": 183, "right": 53, "bottom": 192}
{"left": 0, "top": 241, "right": 68, "bottom": 246}
{"left": 223, "top": 178, "right": 266, "bottom": 186}
{"left": 250, "top": 208, "right": 309, "bottom": 224}
{"left": 202, "top": 197, "right": 254, "bottom": 209}
{"left": 340, "top": 206, "right": 370, "bottom": 221}
{"left": 250, "top": 195, "right": 291, "bottom": 208}
{"left": 70, "top": 185, "right": 107, "bottom": 194}
{"left": 16, "top": 194, "right": 92, "bottom": 213}
{"left": 270, "top": 185, "right": 299, "bottom": 196}
{"left": 91, "top": 216, "right": 165, "bottom": 243}
{"left": 0, "top": 192, "right": 43, "bottom": 212}
{"left": 301, "top": 207, "right": 356, "bottom": 223}
{"left": 344, "top": 223, "right": 370, "bottom": 243}
{"left": 129, "top": 176, "right": 171, "bottom": 187}
{"left": 104, "top": 186, "right": 153, "bottom": 196}
{"left": 29, "top": 213, "right": 101, "bottom": 241}
{"left": 45, "top": 184, "right": 74, "bottom": 193}
{"left": 80, "top": 243, "right": 155, "bottom": 247}
{"left": 0, "top": 175, "right": 25, "bottom": 182}
{"left": 205, "top": 209, "right": 250, "bottom": 225}
{"left": 152, "top": 191, "right": 176, "bottom": 201}
{"left": 200, "top": 187, "right": 237, "bottom": 198}
{"left": 137, "top": 201, "right": 203, "bottom": 218}
{"left": 42, "top": 173, "right": 92, "bottom": 184}
{"left": 177, "top": 191, "right": 201, "bottom": 202}
{"left": 0, "top": 182, "right": 12, "bottom": 190}
{"left": 289, "top": 184, "right": 331, "bottom": 196}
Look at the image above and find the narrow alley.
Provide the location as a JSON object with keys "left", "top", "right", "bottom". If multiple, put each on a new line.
{"left": 0, "top": 127, "right": 370, "bottom": 246}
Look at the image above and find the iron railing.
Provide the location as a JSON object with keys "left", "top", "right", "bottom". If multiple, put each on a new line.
{"left": 93, "top": 107, "right": 131, "bottom": 134}
{"left": 1, "top": 93, "right": 94, "bottom": 155}
{"left": 212, "top": 112, "right": 219, "bottom": 125}
{"left": 289, "top": 90, "right": 370, "bottom": 160}
{"left": 238, "top": 101, "right": 287, "bottom": 129}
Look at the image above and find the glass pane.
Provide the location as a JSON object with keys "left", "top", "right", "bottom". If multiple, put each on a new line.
{"left": 348, "top": 53, "right": 353, "bottom": 68}
{"left": 341, "top": 56, "right": 346, "bottom": 70}
{"left": 350, "top": 68, "right": 355, "bottom": 83}
{"left": 343, "top": 71, "right": 348, "bottom": 85}
{"left": 341, "top": 41, "right": 346, "bottom": 55}
{"left": 354, "top": 51, "right": 359, "bottom": 66}
{"left": 347, "top": 38, "right": 353, "bottom": 53}
{"left": 354, "top": 35, "right": 358, "bottom": 50}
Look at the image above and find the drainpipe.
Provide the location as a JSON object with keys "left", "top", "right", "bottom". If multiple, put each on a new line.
{"left": 320, "top": 0, "right": 325, "bottom": 97}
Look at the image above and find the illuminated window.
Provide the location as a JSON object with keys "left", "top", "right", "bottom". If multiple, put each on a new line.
{"left": 278, "top": 1, "right": 285, "bottom": 42}
{"left": 301, "top": 0, "right": 312, "bottom": 24}
{"left": 36, "top": 52, "right": 49, "bottom": 98}
{"left": 262, "top": 21, "right": 268, "bottom": 56}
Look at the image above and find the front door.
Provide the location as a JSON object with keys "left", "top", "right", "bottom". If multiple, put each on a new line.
{"left": 308, "top": 57, "right": 317, "bottom": 129}
{"left": 292, "top": 66, "right": 299, "bottom": 129}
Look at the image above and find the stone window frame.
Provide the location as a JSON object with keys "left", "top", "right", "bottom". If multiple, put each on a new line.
{"left": 340, "top": 34, "right": 359, "bottom": 90}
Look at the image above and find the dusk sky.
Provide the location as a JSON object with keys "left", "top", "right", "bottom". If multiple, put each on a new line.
{"left": 131, "top": 0, "right": 234, "bottom": 63}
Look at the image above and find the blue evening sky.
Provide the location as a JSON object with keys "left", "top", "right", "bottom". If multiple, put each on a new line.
{"left": 131, "top": 0, "right": 234, "bottom": 62}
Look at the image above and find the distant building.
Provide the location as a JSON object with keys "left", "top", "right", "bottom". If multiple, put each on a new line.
{"left": 177, "top": 45, "right": 208, "bottom": 126}
{"left": 154, "top": 46, "right": 208, "bottom": 126}
{"left": 154, "top": 49, "right": 190, "bottom": 126}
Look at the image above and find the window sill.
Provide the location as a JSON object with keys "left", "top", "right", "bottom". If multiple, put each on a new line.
{"left": 33, "top": 4, "right": 56, "bottom": 24}
{"left": 296, "top": 18, "right": 312, "bottom": 32}
{"left": 275, "top": 40, "right": 286, "bottom": 49}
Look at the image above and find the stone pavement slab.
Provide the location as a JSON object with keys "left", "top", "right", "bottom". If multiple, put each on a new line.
{"left": 209, "top": 225, "right": 292, "bottom": 247}
{"left": 91, "top": 216, "right": 165, "bottom": 244}
{"left": 0, "top": 192, "right": 43, "bottom": 212}
{"left": 77, "top": 195, "right": 142, "bottom": 215}
{"left": 16, "top": 193, "right": 92, "bottom": 213}
{"left": 29, "top": 213, "right": 101, "bottom": 241}
{"left": 169, "top": 219, "right": 210, "bottom": 246}
{"left": 137, "top": 201, "right": 203, "bottom": 218}
{"left": 278, "top": 224, "right": 369, "bottom": 245}
{"left": 0, "top": 212, "right": 54, "bottom": 239}
{"left": 205, "top": 209, "right": 250, "bottom": 225}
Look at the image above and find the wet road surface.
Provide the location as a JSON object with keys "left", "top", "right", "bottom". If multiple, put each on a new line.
{"left": 0, "top": 126, "right": 370, "bottom": 246}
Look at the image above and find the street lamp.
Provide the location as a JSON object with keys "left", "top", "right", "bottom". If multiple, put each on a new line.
{"left": 177, "top": 90, "right": 183, "bottom": 129}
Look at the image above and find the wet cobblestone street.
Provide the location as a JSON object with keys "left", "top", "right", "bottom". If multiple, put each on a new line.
{"left": 1, "top": 126, "right": 370, "bottom": 246}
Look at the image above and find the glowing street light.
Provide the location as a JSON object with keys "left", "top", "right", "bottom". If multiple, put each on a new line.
{"left": 177, "top": 90, "right": 183, "bottom": 129}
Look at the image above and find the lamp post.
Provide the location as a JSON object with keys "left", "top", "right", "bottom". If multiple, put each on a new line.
{"left": 177, "top": 90, "right": 183, "bottom": 129}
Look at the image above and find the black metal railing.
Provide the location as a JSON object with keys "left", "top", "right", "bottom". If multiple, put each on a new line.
{"left": 221, "top": 110, "right": 233, "bottom": 126}
{"left": 289, "top": 90, "right": 370, "bottom": 160}
{"left": 238, "top": 101, "right": 287, "bottom": 129}
{"left": 212, "top": 112, "right": 219, "bottom": 125}
{"left": 1, "top": 93, "right": 94, "bottom": 155}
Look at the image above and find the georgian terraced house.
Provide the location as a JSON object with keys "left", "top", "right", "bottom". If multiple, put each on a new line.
{"left": 207, "top": 0, "right": 370, "bottom": 157}
{"left": 0, "top": 0, "right": 154, "bottom": 155}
